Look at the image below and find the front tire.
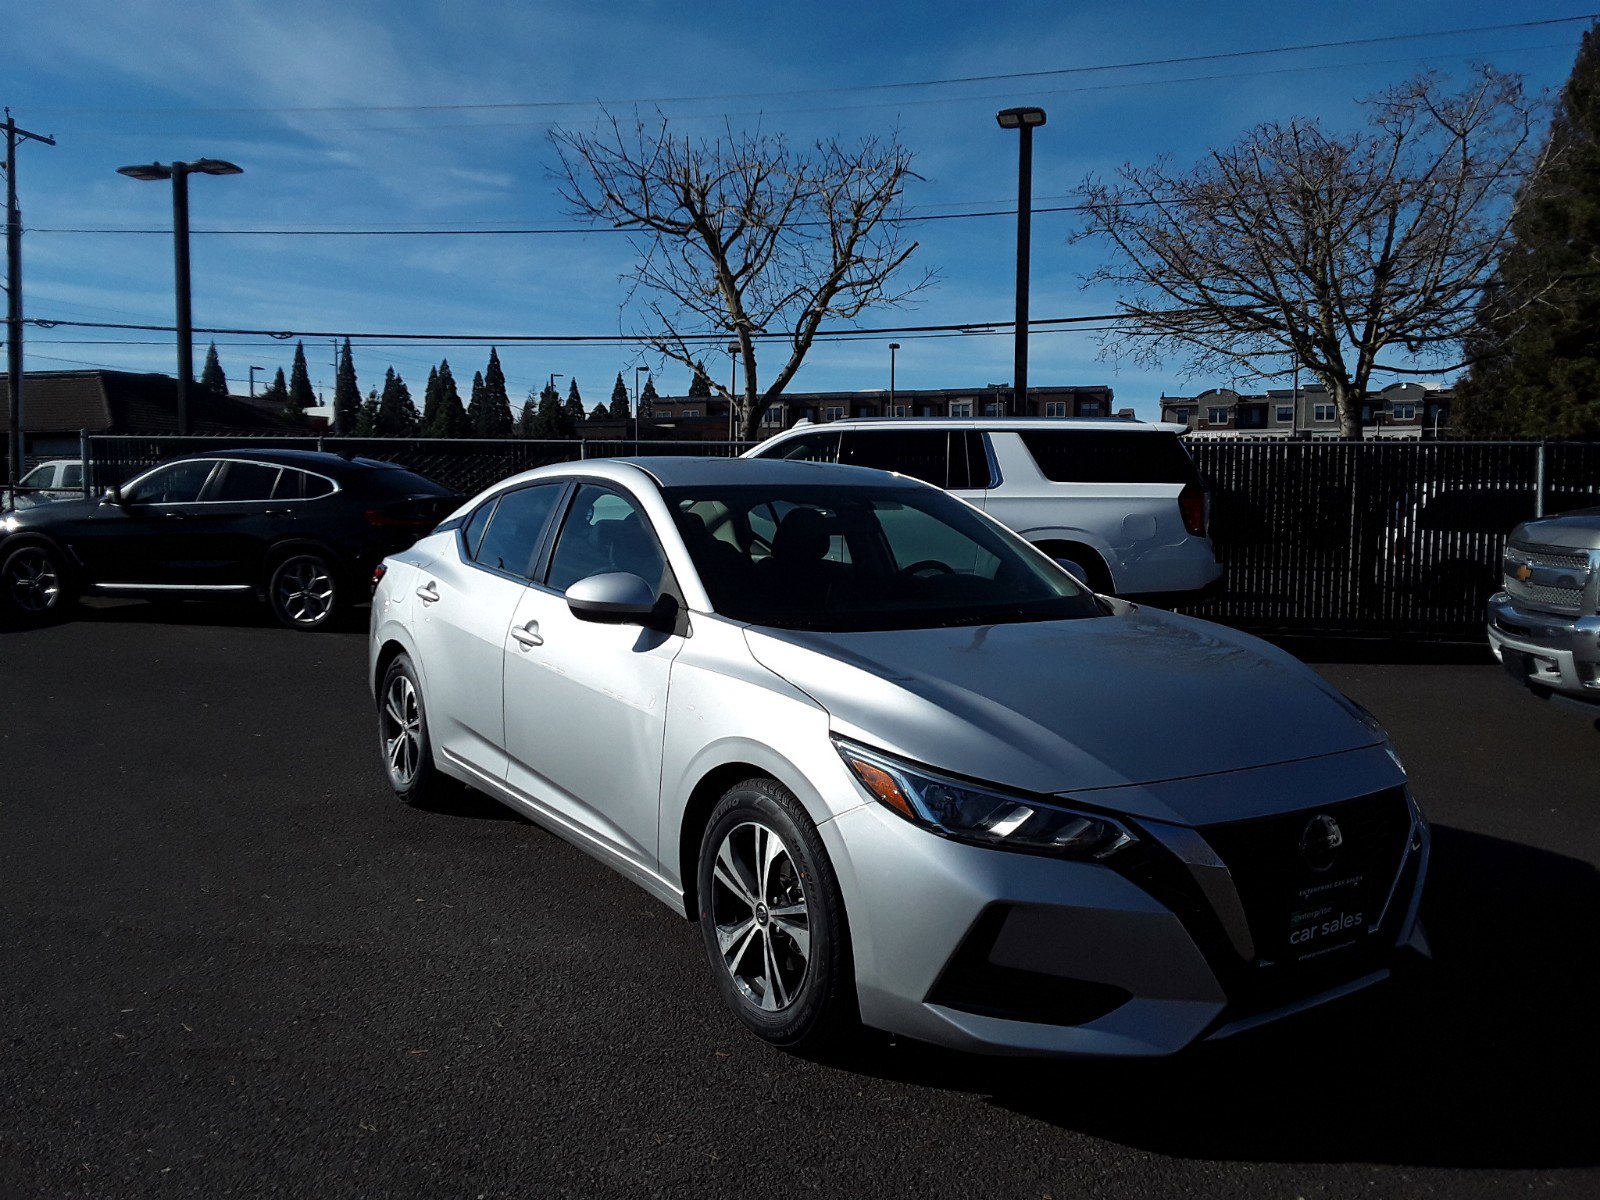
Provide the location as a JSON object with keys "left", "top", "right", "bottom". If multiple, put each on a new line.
{"left": 1, "top": 542, "right": 74, "bottom": 622}
{"left": 378, "top": 654, "right": 450, "bottom": 806}
{"left": 697, "top": 778, "right": 857, "bottom": 1051}
{"left": 268, "top": 552, "right": 340, "bottom": 630}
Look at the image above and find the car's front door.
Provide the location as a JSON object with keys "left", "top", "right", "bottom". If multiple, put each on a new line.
{"left": 84, "top": 459, "right": 222, "bottom": 584}
{"left": 409, "top": 481, "right": 566, "bottom": 786}
{"left": 503, "top": 482, "right": 684, "bottom": 873}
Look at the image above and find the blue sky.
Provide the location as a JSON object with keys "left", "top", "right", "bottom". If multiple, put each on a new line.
{"left": 5, "top": 1, "right": 1592, "bottom": 418}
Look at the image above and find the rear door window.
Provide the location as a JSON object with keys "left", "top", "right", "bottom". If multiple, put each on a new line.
{"left": 210, "top": 461, "right": 282, "bottom": 501}
{"left": 474, "top": 483, "right": 564, "bottom": 579}
{"left": 1018, "top": 430, "right": 1200, "bottom": 485}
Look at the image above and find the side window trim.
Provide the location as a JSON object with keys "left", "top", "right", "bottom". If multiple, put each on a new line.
{"left": 124, "top": 458, "right": 223, "bottom": 505}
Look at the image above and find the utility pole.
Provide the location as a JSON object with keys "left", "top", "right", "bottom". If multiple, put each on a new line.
{"left": 4, "top": 110, "right": 56, "bottom": 489}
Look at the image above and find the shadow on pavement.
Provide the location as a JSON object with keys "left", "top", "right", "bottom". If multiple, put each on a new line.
{"left": 843, "top": 825, "right": 1598, "bottom": 1169}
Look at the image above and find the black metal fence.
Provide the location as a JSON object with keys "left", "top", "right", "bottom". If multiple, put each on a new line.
{"left": 78, "top": 433, "right": 1600, "bottom": 640}
{"left": 85, "top": 435, "right": 759, "bottom": 498}
{"left": 1178, "top": 439, "right": 1600, "bottom": 638}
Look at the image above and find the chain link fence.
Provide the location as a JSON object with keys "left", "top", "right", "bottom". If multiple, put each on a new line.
{"left": 71, "top": 432, "right": 1600, "bottom": 640}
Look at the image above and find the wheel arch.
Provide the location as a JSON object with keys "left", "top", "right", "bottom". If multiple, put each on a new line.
{"left": 1031, "top": 537, "right": 1115, "bottom": 592}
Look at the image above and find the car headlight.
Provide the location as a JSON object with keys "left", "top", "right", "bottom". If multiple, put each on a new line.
{"left": 834, "top": 739, "right": 1135, "bottom": 859}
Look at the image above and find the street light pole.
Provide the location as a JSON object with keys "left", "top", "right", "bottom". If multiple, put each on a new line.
{"left": 889, "top": 342, "right": 901, "bottom": 414}
{"left": 996, "top": 107, "right": 1046, "bottom": 418}
{"left": 117, "top": 158, "right": 242, "bottom": 435}
{"left": 727, "top": 343, "right": 739, "bottom": 442}
{"left": 248, "top": 365, "right": 265, "bottom": 397}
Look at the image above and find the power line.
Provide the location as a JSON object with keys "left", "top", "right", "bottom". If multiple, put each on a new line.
{"left": 29, "top": 13, "right": 1597, "bottom": 117}
{"left": 24, "top": 311, "right": 1142, "bottom": 346}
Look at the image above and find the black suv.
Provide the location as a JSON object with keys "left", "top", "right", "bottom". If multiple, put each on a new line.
{"left": 0, "top": 449, "right": 458, "bottom": 629}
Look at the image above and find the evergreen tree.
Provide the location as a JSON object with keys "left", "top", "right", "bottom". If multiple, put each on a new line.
{"left": 531, "top": 381, "right": 570, "bottom": 437}
{"left": 478, "top": 348, "right": 514, "bottom": 437}
{"left": 563, "top": 378, "right": 586, "bottom": 428}
{"left": 261, "top": 367, "right": 288, "bottom": 407}
{"left": 355, "top": 388, "right": 381, "bottom": 436}
{"left": 466, "top": 370, "right": 487, "bottom": 433}
{"left": 333, "top": 337, "right": 361, "bottom": 434}
{"left": 421, "top": 366, "right": 441, "bottom": 433}
{"left": 287, "top": 341, "right": 315, "bottom": 424}
{"left": 591, "top": 401, "right": 610, "bottom": 420}
{"left": 425, "top": 359, "right": 470, "bottom": 437}
{"left": 1457, "top": 29, "right": 1600, "bottom": 437}
{"left": 687, "top": 361, "right": 712, "bottom": 400}
{"left": 198, "top": 343, "right": 228, "bottom": 396}
{"left": 518, "top": 393, "right": 537, "bottom": 437}
{"left": 610, "top": 372, "right": 631, "bottom": 417}
{"left": 377, "top": 367, "right": 418, "bottom": 436}
{"left": 640, "top": 377, "right": 660, "bottom": 418}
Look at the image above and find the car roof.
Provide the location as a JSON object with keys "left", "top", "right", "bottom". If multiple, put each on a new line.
{"left": 488, "top": 455, "right": 917, "bottom": 494}
{"left": 771, "top": 417, "right": 1175, "bottom": 434}
{"left": 172, "top": 448, "right": 409, "bottom": 473}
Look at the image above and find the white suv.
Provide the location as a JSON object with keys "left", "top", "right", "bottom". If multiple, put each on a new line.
{"left": 745, "top": 418, "right": 1222, "bottom": 600}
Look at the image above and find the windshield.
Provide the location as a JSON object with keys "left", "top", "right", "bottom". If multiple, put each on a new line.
{"left": 663, "top": 482, "right": 1102, "bottom": 632}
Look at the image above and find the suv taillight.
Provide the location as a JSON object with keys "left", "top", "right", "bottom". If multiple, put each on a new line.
{"left": 1178, "top": 483, "right": 1207, "bottom": 537}
{"left": 371, "top": 563, "right": 387, "bottom": 596}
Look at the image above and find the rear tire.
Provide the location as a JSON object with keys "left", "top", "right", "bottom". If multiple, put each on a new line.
{"left": 0, "top": 542, "right": 75, "bottom": 622}
{"left": 697, "top": 778, "right": 857, "bottom": 1052}
{"left": 378, "top": 654, "right": 451, "bottom": 806}
{"left": 268, "top": 552, "right": 341, "bottom": 631}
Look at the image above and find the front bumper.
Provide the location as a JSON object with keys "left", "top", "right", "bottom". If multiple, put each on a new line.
{"left": 819, "top": 759, "right": 1427, "bottom": 1057}
{"left": 1486, "top": 592, "right": 1600, "bottom": 707}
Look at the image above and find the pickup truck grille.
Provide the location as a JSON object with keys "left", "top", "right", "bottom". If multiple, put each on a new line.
{"left": 1503, "top": 542, "right": 1591, "bottom": 615}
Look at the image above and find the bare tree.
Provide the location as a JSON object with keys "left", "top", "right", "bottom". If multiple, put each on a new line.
{"left": 551, "top": 114, "right": 930, "bottom": 438}
{"left": 1074, "top": 68, "right": 1542, "bottom": 437}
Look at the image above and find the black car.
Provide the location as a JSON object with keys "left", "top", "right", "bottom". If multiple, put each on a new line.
{"left": 0, "top": 449, "right": 459, "bottom": 630}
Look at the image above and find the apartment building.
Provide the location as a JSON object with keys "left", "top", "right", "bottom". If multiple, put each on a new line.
{"left": 651, "top": 383, "right": 1118, "bottom": 429}
{"left": 1158, "top": 381, "right": 1452, "bottom": 439}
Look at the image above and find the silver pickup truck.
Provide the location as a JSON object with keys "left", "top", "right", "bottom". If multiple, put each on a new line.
{"left": 1487, "top": 508, "right": 1600, "bottom": 710}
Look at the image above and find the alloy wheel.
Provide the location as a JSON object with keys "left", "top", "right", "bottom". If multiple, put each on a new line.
{"left": 274, "top": 556, "right": 335, "bottom": 626}
{"left": 381, "top": 672, "right": 422, "bottom": 787}
{"left": 710, "top": 820, "right": 811, "bottom": 1011}
{"left": 4, "top": 548, "right": 61, "bottom": 614}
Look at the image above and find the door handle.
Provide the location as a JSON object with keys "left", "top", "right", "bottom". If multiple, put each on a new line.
{"left": 162, "top": 511, "right": 187, "bottom": 520}
{"left": 510, "top": 621, "right": 543, "bottom": 649}
{"left": 415, "top": 581, "right": 440, "bottom": 604}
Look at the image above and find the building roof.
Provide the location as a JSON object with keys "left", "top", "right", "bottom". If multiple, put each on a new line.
{"left": 0, "top": 370, "right": 302, "bottom": 435}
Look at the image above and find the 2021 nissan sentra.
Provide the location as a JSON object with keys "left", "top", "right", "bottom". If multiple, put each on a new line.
{"left": 369, "top": 456, "right": 1428, "bottom": 1056}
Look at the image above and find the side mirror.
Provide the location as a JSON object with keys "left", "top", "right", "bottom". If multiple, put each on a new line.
{"left": 101, "top": 486, "right": 124, "bottom": 506}
{"left": 566, "top": 572, "right": 661, "bottom": 626}
{"left": 1054, "top": 557, "right": 1091, "bottom": 589}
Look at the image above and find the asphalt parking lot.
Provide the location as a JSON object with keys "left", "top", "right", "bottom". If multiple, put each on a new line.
{"left": 2, "top": 600, "right": 1597, "bottom": 1199}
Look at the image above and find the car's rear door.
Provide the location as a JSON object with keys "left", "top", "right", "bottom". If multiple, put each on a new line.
{"left": 502, "top": 481, "right": 685, "bottom": 874}
{"left": 408, "top": 481, "right": 566, "bottom": 786}
{"left": 178, "top": 459, "right": 285, "bottom": 585}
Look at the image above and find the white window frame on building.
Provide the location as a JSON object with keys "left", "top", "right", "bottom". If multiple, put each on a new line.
{"left": 1393, "top": 403, "right": 1416, "bottom": 420}
{"left": 1207, "top": 406, "right": 1229, "bottom": 424}
{"left": 1276, "top": 405, "right": 1294, "bottom": 423}
{"left": 949, "top": 400, "right": 973, "bottom": 417}
{"left": 1045, "top": 400, "right": 1067, "bottom": 418}
{"left": 681, "top": 408, "right": 700, "bottom": 417}
{"left": 1079, "top": 400, "right": 1105, "bottom": 417}
{"left": 823, "top": 406, "right": 846, "bottom": 422}
{"left": 1313, "top": 403, "right": 1337, "bottom": 422}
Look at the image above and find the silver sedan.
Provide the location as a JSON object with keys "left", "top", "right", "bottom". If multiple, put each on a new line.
{"left": 369, "top": 456, "right": 1428, "bottom": 1056}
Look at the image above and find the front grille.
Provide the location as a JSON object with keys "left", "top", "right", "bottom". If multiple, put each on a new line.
{"left": 1117, "top": 788, "right": 1416, "bottom": 1023}
{"left": 1203, "top": 788, "right": 1411, "bottom": 966}
{"left": 1504, "top": 542, "right": 1591, "bottom": 615}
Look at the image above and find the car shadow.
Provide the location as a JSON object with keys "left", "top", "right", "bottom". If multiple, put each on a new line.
{"left": 837, "top": 825, "right": 1598, "bottom": 1169}
{"left": 409, "top": 782, "right": 531, "bottom": 824}
{"left": 0, "top": 598, "right": 371, "bottom": 633}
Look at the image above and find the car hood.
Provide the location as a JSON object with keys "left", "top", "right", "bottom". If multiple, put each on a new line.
{"left": 744, "top": 605, "right": 1380, "bottom": 809}
{"left": 1512, "top": 508, "right": 1600, "bottom": 551}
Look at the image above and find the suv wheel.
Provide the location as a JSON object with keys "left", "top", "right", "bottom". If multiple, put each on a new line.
{"left": 697, "top": 778, "right": 856, "bottom": 1051}
{"left": 269, "top": 552, "right": 339, "bottom": 630}
{"left": 1, "top": 543, "right": 73, "bottom": 621}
